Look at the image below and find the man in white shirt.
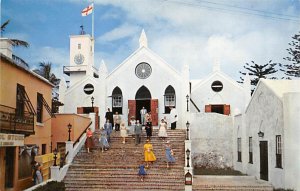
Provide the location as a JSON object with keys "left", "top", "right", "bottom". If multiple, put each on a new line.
{"left": 140, "top": 106, "right": 147, "bottom": 125}
{"left": 170, "top": 106, "right": 178, "bottom": 130}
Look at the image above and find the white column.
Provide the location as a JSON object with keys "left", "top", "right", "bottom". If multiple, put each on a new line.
{"left": 50, "top": 166, "right": 60, "bottom": 181}
{"left": 65, "top": 141, "right": 74, "bottom": 164}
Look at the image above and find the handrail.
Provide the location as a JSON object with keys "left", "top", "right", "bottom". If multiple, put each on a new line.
{"left": 73, "top": 121, "right": 92, "bottom": 147}
{"left": 190, "top": 98, "right": 200, "bottom": 112}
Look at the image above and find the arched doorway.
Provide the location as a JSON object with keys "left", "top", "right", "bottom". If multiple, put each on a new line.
{"left": 128, "top": 86, "right": 159, "bottom": 126}
{"left": 135, "top": 86, "right": 151, "bottom": 123}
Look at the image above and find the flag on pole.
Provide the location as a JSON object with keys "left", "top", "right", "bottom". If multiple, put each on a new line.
{"left": 81, "top": 3, "right": 93, "bottom": 16}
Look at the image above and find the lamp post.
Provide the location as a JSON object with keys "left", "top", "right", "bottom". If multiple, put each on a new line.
{"left": 91, "top": 96, "right": 94, "bottom": 112}
{"left": 53, "top": 148, "right": 58, "bottom": 166}
{"left": 258, "top": 131, "right": 264, "bottom": 138}
{"left": 186, "top": 121, "right": 190, "bottom": 140}
{"left": 67, "top": 123, "right": 72, "bottom": 141}
{"left": 186, "top": 94, "right": 189, "bottom": 112}
{"left": 186, "top": 148, "right": 191, "bottom": 167}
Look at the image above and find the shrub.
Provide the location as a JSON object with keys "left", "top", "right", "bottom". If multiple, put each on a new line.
{"left": 33, "top": 181, "right": 65, "bottom": 191}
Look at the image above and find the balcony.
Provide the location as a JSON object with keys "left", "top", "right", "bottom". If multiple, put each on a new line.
{"left": 0, "top": 104, "right": 35, "bottom": 136}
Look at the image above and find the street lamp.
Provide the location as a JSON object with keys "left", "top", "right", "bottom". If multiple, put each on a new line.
{"left": 91, "top": 96, "right": 94, "bottom": 112}
{"left": 186, "top": 94, "right": 189, "bottom": 112}
{"left": 53, "top": 148, "right": 58, "bottom": 166}
{"left": 186, "top": 121, "right": 190, "bottom": 140}
{"left": 186, "top": 148, "right": 191, "bottom": 167}
{"left": 67, "top": 123, "right": 72, "bottom": 141}
{"left": 258, "top": 131, "right": 264, "bottom": 138}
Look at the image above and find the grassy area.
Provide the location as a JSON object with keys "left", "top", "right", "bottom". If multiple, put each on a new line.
{"left": 273, "top": 189, "right": 294, "bottom": 191}
{"left": 33, "top": 181, "right": 65, "bottom": 191}
{"left": 194, "top": 167, "right": 245, "bottom": 176}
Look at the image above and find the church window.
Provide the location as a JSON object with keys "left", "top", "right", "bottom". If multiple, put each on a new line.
{"left": 135, "top": 62, "right": 152, "bottom": 79}
{"left": 211, "top": 81, "right": 223, "bottom": 92}
{"left": 78, "top": 43, "right": 81, "bottom": 49}
{"left": 237, "top": 138, "right": 242, "bottom": 162}
{"left": 164, "top": 85, "right": 176, "bottom": 113}
{"left": 112, "top": 87, "right": 123, "bottom": 114}
{"left": 37, "top": 93, "right": 43, "bottom": 123}
{"left": 276, "top": 135, "right": 282, "bottom": 168}
{"left": 249, "top": 137, "right": 253, "bottom": 164}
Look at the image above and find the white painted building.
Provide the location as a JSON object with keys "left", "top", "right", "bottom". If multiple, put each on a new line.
{"left": 59, "top": 29, "right": 300, "bottom": 190}
{"left": 60, "top": 30, "right": 189, "bottom": 128}
{"left": 233, "top": 79, "right": 300, "bottom": 190}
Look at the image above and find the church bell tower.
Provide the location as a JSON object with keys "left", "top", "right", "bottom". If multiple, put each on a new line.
{"left": 63, "top": 26, "right": 98, "bottom": 86}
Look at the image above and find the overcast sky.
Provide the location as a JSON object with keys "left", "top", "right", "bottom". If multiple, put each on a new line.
{"left": 2, "top": 0, "right": 300, "bottom": 81}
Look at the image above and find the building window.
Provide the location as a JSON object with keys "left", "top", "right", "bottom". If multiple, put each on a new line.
{"left": 276, "top": 135, "right": 282, "bottom": 168}
{"left": 37, "top": 93, "right": 43, "bottom": 123}
{"left": 112, "top": 87, "right": 122, "bottom": 114}
{"left": 78, "top": 43, "right": 81, "bottom": 49}
{"left": 16, "top": 84, "right": 25, "bottom": 117}
{"left": 237, "top": 138, "right": 242, "bottom": 162}
{"left": 42, "top": 144, "right": 46, "bottom": 155}
{"left": 249, "top": 137, "right": 253, "bottom": 164}
{"left": 164, "top": 85, "right": 176, "bottom": 113}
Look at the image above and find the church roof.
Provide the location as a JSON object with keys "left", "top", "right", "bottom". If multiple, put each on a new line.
{"left": 259, "top": 79, "right": 300, "bottom": 98}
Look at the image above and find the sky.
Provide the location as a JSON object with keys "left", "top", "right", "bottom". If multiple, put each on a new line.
{"left": 1, "top": 0, "right": 300, "bottom": 81}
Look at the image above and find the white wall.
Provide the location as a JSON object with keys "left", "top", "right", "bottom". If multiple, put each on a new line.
{"left": 283, "top": 92, "right": 300, "bottom": 191}
{"left": 190, "top": 113, "right": 233, "bottom": 168}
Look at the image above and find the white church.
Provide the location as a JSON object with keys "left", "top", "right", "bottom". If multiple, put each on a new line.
{"left": 58, "top": 30, "right": 300, "bottom": 190}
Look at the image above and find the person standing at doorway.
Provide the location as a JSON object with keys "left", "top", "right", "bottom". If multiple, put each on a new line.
{"left": 114, "top": 112, "right": 121, "bottom": 131}
{"left": 140, "top": 106, "right": 147, "bottom": 125}
{"left": 170, "top": 107, "right": 178, "bottom": 130}
{"left": 105, "top": 108, "right": 114, "bottom": 130}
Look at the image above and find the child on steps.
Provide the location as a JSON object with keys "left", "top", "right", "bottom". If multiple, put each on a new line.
{"left": 138, "top": 164, "right": 147, "bottom": 182}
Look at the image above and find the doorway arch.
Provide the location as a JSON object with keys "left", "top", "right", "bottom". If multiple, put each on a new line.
{"left": 135, "top": 85, "right": 151, "bottom": 100}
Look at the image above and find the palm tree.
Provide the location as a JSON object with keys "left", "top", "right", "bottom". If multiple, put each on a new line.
{"left": 1, "top": 19, "right": 29, "bottom": 48}
{"left": 33, "top": 62, "right": 60, "bottom": 85}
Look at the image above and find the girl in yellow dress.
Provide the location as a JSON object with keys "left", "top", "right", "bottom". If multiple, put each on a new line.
{"left": 144, "top": 139, "right": 156, "bottom": 168}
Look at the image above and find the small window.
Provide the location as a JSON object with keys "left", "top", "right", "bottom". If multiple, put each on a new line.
{"left": 16, "top": 84, "right": 25, "bottom": 117}
{"left": 211, "top": 81, "right": 223, "bottom": 92}
{"left": 37, "top": 93, "right": 43, "bottom": 123}
{"left": 164, "top": 85, "right": 176, "bottom": 113}
{"left": 249, "top": 137, "right": 253, "bottom": 164}
{"left": 237, "top": 138, "right": 242, "bottom": 162}
{"left": 42, "top": 144, "right": 46, "bottom": 155}
{"left": 112, "top": 87, "right": 123, "bottom": 114}
{"left": 78, "top": 43, "right": 81, "bottom": 49}
{"left": 276, "top": 135, "right": 282, "bottom": 168}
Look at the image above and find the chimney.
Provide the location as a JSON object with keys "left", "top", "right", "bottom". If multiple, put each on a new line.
{"left": 0, "top": 38, "right": 13, "bottom": 59}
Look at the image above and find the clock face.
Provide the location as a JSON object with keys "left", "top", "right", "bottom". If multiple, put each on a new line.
{"left": 135, "top": 62, "right": 152, "bottom": 79}
{"left": 74, "top": 53, "right": 85, "bottom": 65}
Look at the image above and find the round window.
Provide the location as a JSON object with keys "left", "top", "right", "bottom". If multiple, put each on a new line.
{"left": 83, "top": 83, "right": 94, "bottom": 95}
{"left": 211, "top": 81, "right": 223, "bottom": 92}
{"left": 135, "top": 62, "right": 152, "bottom": 79}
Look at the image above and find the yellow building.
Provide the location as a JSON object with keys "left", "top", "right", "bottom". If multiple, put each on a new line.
{"left": 0, "top": 39, "right": 54, "bottom": 191}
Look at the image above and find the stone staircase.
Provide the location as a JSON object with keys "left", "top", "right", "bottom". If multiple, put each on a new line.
{"left": 192, "top": 175, "right": 274, "bottom": 191}
{"left": 63, "top": 128, "right": 186, "bottom": 191}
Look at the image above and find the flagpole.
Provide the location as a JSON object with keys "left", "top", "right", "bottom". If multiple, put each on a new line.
{"left": 92, "top": 2, "right": 94, "bottom": 39}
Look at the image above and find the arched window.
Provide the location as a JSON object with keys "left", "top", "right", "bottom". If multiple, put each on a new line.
{"left": 112, "top": 87, "right": 123, "bottom": 114}
{"left": 164, "top": 85, "right": 176, "bottom": 113}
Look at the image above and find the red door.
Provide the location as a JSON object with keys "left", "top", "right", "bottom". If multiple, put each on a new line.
{"left": 224, "top": 105, "right": 231, "bottom": 115}
{"left": 151, "top": 99, "right": 158, "bottom": 126}
{"left": 128, "top": 100, "right": 136, "bottom": 125}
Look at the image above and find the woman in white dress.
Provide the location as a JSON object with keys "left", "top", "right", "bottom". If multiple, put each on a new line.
{"left": 120, "top": 122, "right": 128, "bottom": 144}
{"left": 129, "top": 116, "right": 136, "bottom": 139}
{"left": 158, "top": 119, "right": 168, "bottom": 141}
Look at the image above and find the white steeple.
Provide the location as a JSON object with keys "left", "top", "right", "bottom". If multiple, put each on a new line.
{"left": 139, "top": 29, "right": 148, "bottom": 48}
{"left": 213, "top": 57, "right": 221, "bottom": 72}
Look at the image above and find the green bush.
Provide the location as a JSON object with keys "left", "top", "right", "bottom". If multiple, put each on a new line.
{"left": 194, "top": 167, "right": 245, "bottom": 176}
{"left": 33, "top": 181, "right": 65, "bottom": 191}
{"left": 273, "top": 189, "right": 294, "bottom": 191}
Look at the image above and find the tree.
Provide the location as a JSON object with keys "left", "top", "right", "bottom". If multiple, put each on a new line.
{"left": 1, "top": 19, "right": 29, "bottom": 48}
{"left": 33, "top": 62, "right": 60, "bottom": 85}
{"left": 238, "top": 60, "right": 279, "bottom": 93}
{"left": 33, "top": 62, "right": 63, "bottom": 113}
{"left": 281, "top": 31, "right": 300, "bottom": 78}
